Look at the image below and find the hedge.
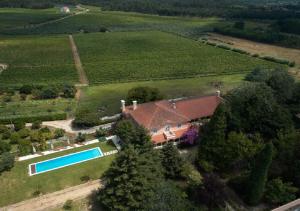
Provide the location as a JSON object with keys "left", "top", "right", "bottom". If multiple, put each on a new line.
{"left": 0, "top": 112, "right": 67, "bottom": 124}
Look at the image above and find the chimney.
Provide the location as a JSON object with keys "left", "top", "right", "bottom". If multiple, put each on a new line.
{"left": 172, "top": 102, "right": 176, "bottom": 109}
{"left": 133, "top": 100, "right": 137, "bottom": 110}
{"left": 216, "top": 90, "right": 221, "bottom": 97}
{"left": 121, "top": 100, "right": 126, "bottom": 112}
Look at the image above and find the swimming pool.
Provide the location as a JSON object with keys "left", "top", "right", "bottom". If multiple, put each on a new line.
{"left": 29, "top": 147, "right": 103, "bottom": 176}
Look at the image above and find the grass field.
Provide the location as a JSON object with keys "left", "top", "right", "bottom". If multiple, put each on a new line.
{"left": 0, "top": 35, "right": 78, "bottom": 87}
{"left": 76, "top": 74, "right": 245, "bottom": 121}
{"left": 74, "top": 31, "right": 280, "bottom": 84}
{"left": 0, "top": 141, "right": 116, "bottom": 207}
{"left": 0, "top": 98, "right": 76, "bottom": 123}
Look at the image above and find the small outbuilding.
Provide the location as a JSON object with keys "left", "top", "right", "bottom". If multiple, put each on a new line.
{"left": 60, "top": 6, "right": 70, "bottom": 14}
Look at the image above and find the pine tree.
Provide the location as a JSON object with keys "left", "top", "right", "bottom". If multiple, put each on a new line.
{"left": 246, "top": 142, "right": 273, "bottom": 205}
{"left": 161, "top": 142, "right": 184, "bottom": 179}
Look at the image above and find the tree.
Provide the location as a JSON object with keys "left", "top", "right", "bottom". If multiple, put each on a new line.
{"left": 19, "top": 85, "right": 32, "bottom": 95}
{"left": 75, "top": 132, "right": 86, "bottom": 143}
{"left": 227, "top": 83, "right": 293, "bottom": 139}
{"left": 265, "top": 178, "right": 298, "bottom": 205}
{"left": 266, "top": 69, "right": 295, "bottom": 103}
{"left": 197, "top": 174, "right": 226, "bottom": 209}
{"left": 161, "top": 142, "right": 185, "bottom": 179}
{"left": 18, "top": 139, "right": 32, "bottom": 156}
{"left": 99, "top": 145, "right": 163, "bottom": 210}
{"left": 14, "top": 121, "right": 25, "bottom": 131}
{"left": 144, "top": 180, "right": 195, "bottom": 211}
{"left": 126, "top": 86, "right": 164, "bottom": 104}
{"left": 234, "top": 21, "right": 245, "bottom": 30}
{"left": 198, "top": 103, "right": 228, "bottom": 170}
{"left": 0, "top": 152, "right": 15, "bottom": 173}
{"left": 245, "top": 68, "right": 271, "bottom": 82}
{"left": 0, "top": 141, "right": 11, "bottom": 153}
{"left": 62, "top": 85, "right": 76, "bottom": 98}
{"left": 95, "top": 128, "right": 107, "bottom": 138}
{"left": 114, "top": 120, "right": 153, "bottom": 150}
{"left": 222, "top": 132, "right": 263, "bottom": 168}
{"left": 246, "top": 142, "right": 273, "bottom": 205}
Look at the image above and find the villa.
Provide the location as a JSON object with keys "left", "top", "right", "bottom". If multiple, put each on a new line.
{"left": 121, "top": 91, "right": 222, "bottom": 145}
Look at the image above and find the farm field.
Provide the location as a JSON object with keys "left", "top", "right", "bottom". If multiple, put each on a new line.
{"left": 74, "top": 31, "right": 281, "bottom": 84}
{"left": 76, "top": 74, "right": 245, "bottom": 123}
{"left": 0, "top": 141, "right": 116, "bottom": 207}
{"left": 0, "top": 35, "right": 78, "bottom": 87}
{"left": 2, "top": 6, "right": 219, "bottom": 37}
{"left": 0, "top": 7, "right": 66, "bottom": 33}
{"left": 0, "top": 98, "right": 76, "bottom": 124}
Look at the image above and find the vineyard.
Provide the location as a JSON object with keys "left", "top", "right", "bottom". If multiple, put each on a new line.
{"left": 0, "top": 35, "right": 78, "bottom": 87}
{"left": 75, "top": 31, "right": 281, "bottom": 84}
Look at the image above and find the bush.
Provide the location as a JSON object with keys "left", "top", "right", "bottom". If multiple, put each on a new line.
{"left": 261, "top": 56, "right": 290, "bottom": 65}
{"left": 80, "top": 175, "right": 90, "bottom": 182}
{"left": 265, "top": 178, "right": 298, "bottom": 205}
{"left": 217, "top": 44, "right": 231, "bottom": 50}
{"left": 95, "top": 128, "right": 107, "bottom": 138}
{"left": 126, "top": 86, "right": 164, "bottom": 104}
{"left": 0, "top": 152, "right": 15, "bottom": 173}
{"left": 0, "top": 124, "right": 8, "bottom": 133}
{"left": 75, "top": 132, "right": 86, "bottom": 143}
{"left": 35, "top": 86, "right": 59, "bottom": 99}
{"left": 0, "top": 141, "right": 11, "bottom": 153}
{"left": 288, "top": 61, "right": 296, "bottom": 67}
{"left": 31, "top": 121, "right": 42, "bottom": 129}
{"left": 62, "top": 85, "right": 76, "bottom": 98}
{"left": 232, "top": 48, "right": 250, "bottom": 55}
{"left": 63, "top": 200, "right": 73, "bottom": 210}
{"left": 13, "top": 121, "right": 25, "bottom": 131}
{"left": 19, "top": 85, "right": 32, "bottom": 95}
{"left": 54, "top": 129, "right": 65, "bottom": 139}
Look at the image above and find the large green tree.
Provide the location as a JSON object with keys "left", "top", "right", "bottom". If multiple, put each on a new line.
{"left": 246, "top": 142, "right": 273, "bottom": 205}
{"left": 126, "top": 86, "right": 164, "bottom": 104}
{"left": 161, "top": 142, "right": 185, "bottom": 179}
{"left": 99, "top": 145, "right": 163, "bottom": 210}
{"left": 227, "top": 83, "right": 293, "bottom": 139}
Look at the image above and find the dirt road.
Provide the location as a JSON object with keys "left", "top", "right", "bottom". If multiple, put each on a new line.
{"left": 69, "top": 35, "right": 89, "bottom": 85}
{"left": 1, "top": 180, "right": 102, "bottom": 211}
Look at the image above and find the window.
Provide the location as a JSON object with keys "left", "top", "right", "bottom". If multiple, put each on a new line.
{"left": 152, "top": 128, "right": 157, "bottom": 133}
{"left": 177, "top": 124, "right": 182, "bottom": 128}
{"left": 165, "top": 125, "right": 170, "bottom": 131}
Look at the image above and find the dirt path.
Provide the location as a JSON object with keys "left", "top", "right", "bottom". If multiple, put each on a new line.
{"left": 207, "top": 33, "right": 300, "bottom": 79}
{"left": 69, "top": 35, "right": 89, "bottom": 85}
{"left": 1, "top": 180, "right": 102, "bottom": 211}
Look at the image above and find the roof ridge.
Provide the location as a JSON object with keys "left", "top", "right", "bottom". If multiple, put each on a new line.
{"left": 156, "top": 101, "right": 190, "bottom": 121}
{"left": 147, "top": 105, "right": 160, "bottom": 129}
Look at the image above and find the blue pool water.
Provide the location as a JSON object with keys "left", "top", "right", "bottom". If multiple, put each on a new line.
{"left": 31, "top": 147, "right": 103, "bottom": 175}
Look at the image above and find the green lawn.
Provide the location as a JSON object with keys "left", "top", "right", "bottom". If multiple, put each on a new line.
{"left": 0, "top": 98, "right": 76, "bottom": 124}
{"left": 74, "top": 31, "right": 280, "bottom": 84}
{"left": 0, "top": 141, "right": 116, "bottom": 207}
{"left": 0, "top": 35, "right": 78, "bottom": 87}
{"left": 76, "top": 74, "right": 245, "bottom": 121}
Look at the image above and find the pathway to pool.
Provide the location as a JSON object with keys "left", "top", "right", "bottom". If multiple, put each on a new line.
{"left": 0, "top": 179, "right": 102, "bottom": 211}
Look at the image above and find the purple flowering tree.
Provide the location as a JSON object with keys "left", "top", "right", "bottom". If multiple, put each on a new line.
{"left": 182, "top": 127, "right": 199, "bottom": 145}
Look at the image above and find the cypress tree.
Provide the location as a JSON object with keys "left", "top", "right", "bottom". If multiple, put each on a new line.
{"left": 161, "top": 142, "right": 184, "bottom": 179}
{"left": 246, "top": 142, "right": 273, "bottom": 205}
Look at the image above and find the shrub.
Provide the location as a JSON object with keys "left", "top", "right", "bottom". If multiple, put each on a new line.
{"left": 35, "top": 86, "right": 59, "bottom": 99}
{"left": 2, "top": 130, "right": 11, "bottom": 140}
{"left": 99, "top": 27, "right": 108, "bottom": 32}
{"left": 31, "top": 121, "right": 41, "bottom": 129}
{"left": 63, "top": 200, "right": 73, "bottom": 210}
{"left": 3, "top": 95, "right": 12, "bottom": 102}
{"left": 0, "top": 152, "right": 15, "bottom": 173}
{"left": 0, "top": 124, "right": 8, "bottom": 133}
{"left": 20, "top": 93, "right": 27, "bottom": 101}
{"left": 54, "top": 129, "right": 65, "bottom": 139}
{"left": 19, "top": 85, "right": 32, "bottom": 94}
{"left": 265, "top": 178, "right": 298, "bottom": 205}
{"left": 80, "top": 175, "right": 90, "bottom": 182}
{"left": 13, "top": 121, "right": 25, "bottom": 131}
{"left": 217, "top": 44, "right": 231, "bottom": 50}
{"left": 206, "top": 41, "right": 217, "bottom": 46}
{"left": 75, "top": 132, "right": 86, "bottom": 143}
{"left": 288, "top": 61, "right": 296, "bottom": 67}
{"left": 0, "top": 141, "right": 11, "bottom": 153}
{"left": 126, "top": 86, "right": 164, "bottom": 104}
{"left": 62, "top": 85, "right": 76, "bottom": 98}
{"left": 232, "top": 48, "right": 250, "bottom": 55}
{"left": 262, "top": 56, "right": 290, "bottom": 65}
{"left": 252, "top": 53, "right": 259, "bottom": 57}
{"left": 95, "top": 128, "right": 107, "bottom": 138}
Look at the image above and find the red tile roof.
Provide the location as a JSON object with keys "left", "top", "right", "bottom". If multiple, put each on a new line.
{"left": 123, "top": 95, "right": 222, "bottom": 131}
